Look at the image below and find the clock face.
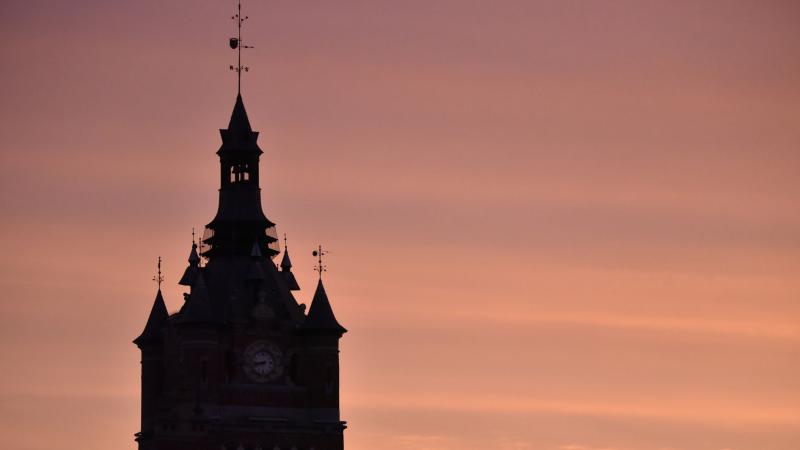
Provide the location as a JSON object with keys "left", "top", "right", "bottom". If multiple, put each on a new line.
{"left": 243, "top": 340, "right": 283, "bottom": 382}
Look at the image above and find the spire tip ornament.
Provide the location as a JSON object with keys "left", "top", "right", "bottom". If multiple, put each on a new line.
{"left": 152, "top": 256, "right": 164, "bottom": 289}
{"left": 313, "top": 245, "right": 328, "bottom": 279}
{"left": 229, "top": 0, "right": 253, "bottom": 94}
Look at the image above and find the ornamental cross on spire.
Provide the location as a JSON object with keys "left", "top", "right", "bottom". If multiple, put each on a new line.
{"left": 313, "top": 245, "right": 327, "bottom": 279}
{"left": 153, "top": 256, "right": 164, "bottom": 289}
{"left": 229, "top": 0, "right": 254, "bottom": 94}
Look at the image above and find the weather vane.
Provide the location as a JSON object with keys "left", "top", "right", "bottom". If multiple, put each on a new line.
{"left": 153, "top": 256, "right": 164, "bottom": 289}
{"left": 229, "top": 0, "right": 253, "bottom": 94}
{"left": 313, "top": 245, "right": 328, "bottom": 278}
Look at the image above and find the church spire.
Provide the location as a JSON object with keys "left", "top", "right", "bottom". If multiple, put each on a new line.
{"left": 204, "top": 93, "right": 279, "bottom": 258}
{"left": 133, "top": 4, "right": 348, "bottom": 447}
{"left": 201, "top": 0, "right": 280, "bottom": 260}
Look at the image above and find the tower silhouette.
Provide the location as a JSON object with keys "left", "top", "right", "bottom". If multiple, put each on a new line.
{"left": 133, "top": 7, "right": 346, "bottom": 447}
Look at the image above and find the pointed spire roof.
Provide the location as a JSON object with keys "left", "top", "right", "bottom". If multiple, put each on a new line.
{"left": 279, "top": 235, "right": 300, "bottom": 290}
{"left": 178, "top": 242, "right": 201, "bottom": 286}
{"left": 228, "top": 94, "right": 252, "bottom": 133}
{"left": 279, "top": 248, "right": 300, "bottom": 291}
{"left": 280, "top": 248, "right": 292, "bottom": 270}
{"left": 302, "top": 279, "right": 346, "bottom": 334}
{"left": 133, "top": 290, "right": 169, "bottom": 346}
{"left": 218, "top": 94, "right": 261, "bottom": 155}
{"left": 188, "top": 242, "right": 200, "bottom": 264}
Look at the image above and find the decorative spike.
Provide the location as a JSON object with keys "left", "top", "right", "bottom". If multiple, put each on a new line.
{"left": 312, "top": 245, "right": 328, "bottom": 279}
{"left": 152, "top": 256, "right": 164, "bottom": 289}
{"left": 188, "top": 243, "right": 200, "bottom": 265}
{"left": 179, "top": 240, "right": 201, "bottom": 286}
{"left": 280, "top": 234, "right": 291, "bottom": 268}
{"left": 229, "top": 0, "right": 253, "bottom": 94}
{"left": 280, "top": 234, "right": 300, "bottom": 290}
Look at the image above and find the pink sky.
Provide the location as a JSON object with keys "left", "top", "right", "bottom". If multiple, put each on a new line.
{"left": 1, "top": 1, "right": 799, "bottom": 449}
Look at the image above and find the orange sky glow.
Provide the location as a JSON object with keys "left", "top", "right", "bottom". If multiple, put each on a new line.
{"left": 1, "top": 1, "right": 799, "bottom": 449}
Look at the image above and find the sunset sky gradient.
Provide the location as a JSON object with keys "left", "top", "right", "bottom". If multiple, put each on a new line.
{"left": 1, "top": 1, "right": 799, "bottom": 449}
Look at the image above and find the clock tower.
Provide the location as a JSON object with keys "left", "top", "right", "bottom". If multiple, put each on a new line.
{"left": 133, "top": 6, "right": 347, "bottom": 448}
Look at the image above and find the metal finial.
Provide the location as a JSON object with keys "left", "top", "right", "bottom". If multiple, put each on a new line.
{"left": 283, "top": 233, "right": 288, "bottom": 250}
{"left": 228, "top": 0, "right": 253, "bottom": 94}
{"left": 313, "top": 245, "right": 327, "bottom": 278}
{"left": 196, "top": 227, "right": 204, "bottom": 267}
{"left": 153, "top": 256, "right": 164, "bottom": 289}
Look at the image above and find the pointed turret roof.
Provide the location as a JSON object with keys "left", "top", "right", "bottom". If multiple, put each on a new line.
{"left": 302, "top": 279, "right": 346, "bottom": 334}
{"left": 280, "top": 248, "right": 292, "bottom": 270}
{"left": 218, "top": 94, "right": 261, "bottom": 155}
{"left": 279, "top": 248, "right": 300, "bottom": 291}
{"left": 188, "top": 242, "right": 200, "bottom": 265}
{"left": 228, "top": 94, "right": 252, "bottom": 133}
{"left": 178, "top": 242, "right": 201, "bottom": 286}
{"left": 133, "top": 290, "right": 169, "bottom": 346}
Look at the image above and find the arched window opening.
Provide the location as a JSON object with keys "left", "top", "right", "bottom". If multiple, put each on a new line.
{"left": 229, "top": 164, "right": 252, "bottom": 183}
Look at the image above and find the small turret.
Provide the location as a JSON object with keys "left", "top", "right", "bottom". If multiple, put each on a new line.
{"left": 302, "top": 279, "right": 347, "bottom": 335}
{"left": 178, "top": 242, "right": 201, "bottom": 286}
{"left": 279, "top": 235, "right": 300, "bottom": 291}
{"left": 133, "top": 290, "right": 169, "bottom": 346}
{"left": 133, "top": 288, "right": 169, "bottom": 442}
